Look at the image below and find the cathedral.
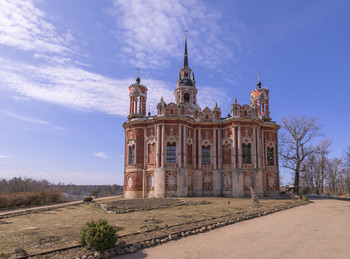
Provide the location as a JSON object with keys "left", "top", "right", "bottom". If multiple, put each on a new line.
{"left": 123, "top": 34, "right": 280, "bottom": 198}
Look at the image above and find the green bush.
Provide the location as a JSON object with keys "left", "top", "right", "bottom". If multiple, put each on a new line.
{"left": 301, "top": 195, "right": 309, "bottom": 201}
{"left": 79, "top": 219, "right": 117, "bottom": 251}
{"left": 83, "top": 196, "right": 93, "bottom": 202}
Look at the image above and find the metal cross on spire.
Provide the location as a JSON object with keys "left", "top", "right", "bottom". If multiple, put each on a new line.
{"left": 257, "top": 73, "right": 262, "bottom": 88}
{"left": 136, "top": 68, "right": 141, "bottom": 83}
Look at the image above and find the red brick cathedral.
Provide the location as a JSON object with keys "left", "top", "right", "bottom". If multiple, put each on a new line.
{"left": 123, "top": 34, "right": 280, "bottom": 198}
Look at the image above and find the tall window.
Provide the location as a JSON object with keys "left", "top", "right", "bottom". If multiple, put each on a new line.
{"left": 202, "top": 146, "right": 211, "bottom": 165}
{"left": 242, "top": 143, "right": 251, "bottom": 164}
{"left": 184, "top": 93, "right": 190, "bottom": 102}
{"left": 167, "top": 142, "right": 176, "bottom": 163}
{"left": 267, "top": 147, "right": 275, "bottom": 166}
{"left": 128, "top": 145, "right": 135, "bottom": 164}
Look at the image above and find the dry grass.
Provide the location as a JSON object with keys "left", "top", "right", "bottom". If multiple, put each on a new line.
{"left": 0, "top": 197, "right": 299, "bottom": 255}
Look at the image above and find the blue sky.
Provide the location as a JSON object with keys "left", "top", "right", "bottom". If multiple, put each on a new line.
{"left": 0, "top": 0, "right": 349, "bottom": 185}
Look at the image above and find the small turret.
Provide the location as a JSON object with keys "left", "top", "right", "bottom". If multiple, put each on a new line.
{"left": 250, "top": 73, "right": 270, "bottom": 121}
{"left": 128, "top": 69, "right": 148, "bottom": 119}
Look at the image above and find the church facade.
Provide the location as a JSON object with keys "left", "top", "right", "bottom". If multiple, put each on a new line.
{"left": 123, "top": 35, "right": 280, "bottom": 198}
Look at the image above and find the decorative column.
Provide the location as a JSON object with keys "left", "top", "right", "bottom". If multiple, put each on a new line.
{"left": 213, "top": 127, "right": 217, "bottom": 169}
{"left": 178, "top": 124, "right": 182, "bottom": 168}
{"left": 161, "top": 125, "right": 165, "bottom": 168}
{"left": 156, "top": 125, "right": 160, "bottom": 168}
{"left": 238, "top": 126, "right": 242, "bottom": 168}
{"left": 232, "top": 126, "right": 236, "bottom": 168}
{"left": 143, "top": 129, "right": 147, "bottom": 198}
{"left": 198, "top": 128, "right": 202, "bottom": 168}
{"left": 257, "top": 127, "right": 262, "bottom": 168}
{"left": 252, "top": 127, "right": 257, "bottom": 168}
{"left": 193, "top": 129, "right": 197, "bottom": 168}
{"left": 183, "top": 125, "right": 187, "bottom": 166}
{"left": 218, "top": 128, "right": 222, "bottom": 170}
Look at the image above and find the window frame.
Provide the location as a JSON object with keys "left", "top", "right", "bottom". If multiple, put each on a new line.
{"left": 166, "top": 142, "right": 177, "bottom": 163}
{"left": 242, "top": 143, "right": 252, "bottom": 164}
{"left": 267, "top": 147, "right": 275, "bottom": 166}
{"left": 128, "top": 145, "right": 135, "bottom": 165}
{"left": 202, "top": 145, "right": 211, "bottom": 165}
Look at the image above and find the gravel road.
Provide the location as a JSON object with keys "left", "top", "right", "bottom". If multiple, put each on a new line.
{"left": 119, "top": 199, "right": 350, "bottom": 259}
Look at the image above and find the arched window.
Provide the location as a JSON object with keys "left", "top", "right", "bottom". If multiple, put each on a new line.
{"left": 166, "top": 142, "right": 176, "bottom": 163}
{"left": 184, "top": 93, "right": 190, "bottom": 102}
{"left": 267, "top": 147, "right": 275, "bottom": 166}
{"left": 242, "top": 143, "right": 251, "bottom": 164}
{"left": 202, "top": 146, "right": 211, "bottom": 165}
{"left": 128, "top": 145, "right": 135, "bottom": 164}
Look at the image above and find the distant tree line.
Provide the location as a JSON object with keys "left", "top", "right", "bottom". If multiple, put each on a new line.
{"left": 279, "top": 115, "right": 350, "bottom": 195}
{"left": 0, "top": 177, "right": 123, "bottom": 200}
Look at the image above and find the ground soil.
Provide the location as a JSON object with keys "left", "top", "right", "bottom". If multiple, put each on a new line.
{"left": 0, "top": 197, "right": 304, "bottom": 259}
{"left": 105, "top": 198, "right": 185, "bottom": 212}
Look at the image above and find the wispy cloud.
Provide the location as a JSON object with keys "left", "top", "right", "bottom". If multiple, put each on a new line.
{"left": 0, "top": 1, "right": 231, "bottom": 117}
{"left": 0, "top": 0, "right": 73, "bottom": 54}
{"left": 0, "top": 155, "right": 9, "bottom": 159}
{"left": 110, "top": 0, "right": 244, "bottom": 69}
{"left": 3, "top": 111, "right": 50, "bottom": 125}
{"left": 2, "top": 110, "right": 63, "bottom": 130}
{"left": 12, "top": 95, "right": 31, "bottom": 101}
{"left": 94, "top": 152, "right": 109, "bottom": 159}
{"left": 0, "top": 57, "right": 229, "bottom": 116}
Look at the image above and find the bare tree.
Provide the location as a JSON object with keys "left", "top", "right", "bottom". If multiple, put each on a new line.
{"left": 326, "top": 158, "right": 343, "bottom": 195}
{"left": 343, "top": 146, "right": 350, "bottom": 195}
{"left": 279, "top": 115, "right": 322, "bottom": 193}
{"left": 316, "top": 139, "right": 332, "bottom": 193}
{"left": 301, "top": 154, "right": 318, "bottom": 193}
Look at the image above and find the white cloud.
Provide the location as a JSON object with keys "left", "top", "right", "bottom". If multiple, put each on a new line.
{"left": 94, "top": 152, "right": 109, "bottom": 159}
{"left": 3, "top": 111, "right": 50, "bottom": 125}
{"left": 0, "top": 57, "right": 230, "bottom": 117}
{"left": 0, "top": 155, "right": 9, "bottom": 159}
{"left": 0, "top": 1, "right": 232, "bottom": 117}
{"left": 12, "top": 95, "right": 31, "bottom": 101}
{"left": 2, "top": 110, "right": 64, "bottom": 130}
{"left": 0, "top": 0, "right": 73, "bottom": 54}
{"left": 111, "top": 0, "right": 244, "bottom": 69}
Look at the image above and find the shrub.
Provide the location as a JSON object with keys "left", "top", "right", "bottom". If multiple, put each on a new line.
{"left": 301, "top": 195, "right": 309, "bottom": 201}
{"left": 83, "top": 196, "right": 93, "bottom": 202}
{"left": 0, "top": 191, "right": 64, "bottom": 209}
{"left": 79, "top": 219, "right": 117, "bottom": 251}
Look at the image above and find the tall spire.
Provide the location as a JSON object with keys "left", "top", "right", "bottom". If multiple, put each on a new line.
{"left": 184, "top": 30, "right": 188, "bottom": 67}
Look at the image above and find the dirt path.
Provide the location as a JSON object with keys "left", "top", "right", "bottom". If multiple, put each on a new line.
{"left": 0, "top": 195, "right": 121, "bottom": 217}
{"left": 120, "top": 199, "right": 350, "bottom": 259}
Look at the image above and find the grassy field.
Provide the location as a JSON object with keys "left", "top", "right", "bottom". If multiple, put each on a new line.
{"left": 0, "top": 197, "right": 301, "bottom": 256}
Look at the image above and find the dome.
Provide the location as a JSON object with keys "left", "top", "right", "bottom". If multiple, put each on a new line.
{"left": 180, "top": 78, "right": 193, "bottom": 86}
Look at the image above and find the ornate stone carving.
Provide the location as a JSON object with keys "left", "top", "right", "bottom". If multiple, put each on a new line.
{"left": 267, "top": 172, "right": 278, "bottom": 191}
{"left": 201, "top": 165, "right": 213, "bottom": 170}
{"left": 165, "top": 163, "right": 178, "bottom": 169}
{"left": 223, "top": 172, "right": 232, "bottom": 191}
{"left": 125, "top": 164, "right": 144, "bottom": 170}
{"left": 202, "top": 172, "right": 213, "bottom": 191}
{"left": 243, "top": 171, "right": 254, "bottom": 191}
{"left": 125, "top": 174, "right": 134, "bottom": 191}
{"left": 166, "top": 171, "right": 177, "bottom": 191}
{"left": 147, "top": 172, "right": 154, "bottom": 191}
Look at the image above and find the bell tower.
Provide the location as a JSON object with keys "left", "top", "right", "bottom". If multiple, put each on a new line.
{"left": 250, "top": 74, "right": 270, "bottom": 121}
{"left": 174, "top": 31, "right": 197, "bottom": 107}
{"left": 128, "top": 70, "right": 148, "bottom": 120}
